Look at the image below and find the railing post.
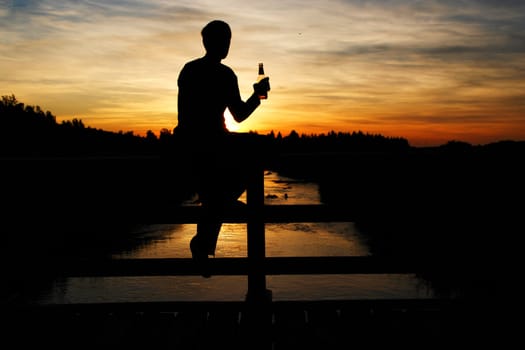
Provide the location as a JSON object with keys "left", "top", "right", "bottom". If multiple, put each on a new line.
{"left": 245, "top": 162, "right": 271, "bottom": 303}
{"left": 243, "top": 161, "right": 272, "bottom": 350}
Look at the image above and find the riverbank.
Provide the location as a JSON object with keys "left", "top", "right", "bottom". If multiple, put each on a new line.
{"left": 268, "top": 144, "right": 524, "bottom": 300}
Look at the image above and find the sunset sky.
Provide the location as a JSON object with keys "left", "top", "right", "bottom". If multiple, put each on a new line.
{"left": 2, "top": 0, "right": 525, "bottom": 146}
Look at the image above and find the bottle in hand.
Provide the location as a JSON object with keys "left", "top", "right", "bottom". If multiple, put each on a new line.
{"left": 257, "top": 62, "right": 269, "bottom": 99}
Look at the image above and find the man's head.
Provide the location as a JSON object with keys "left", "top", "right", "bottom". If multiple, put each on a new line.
{"left": 202, "top": 20, "right": 231, "bottom": 60}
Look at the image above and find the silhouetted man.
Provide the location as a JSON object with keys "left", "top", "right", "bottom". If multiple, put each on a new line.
{"left": 175, "top": 20, "right": 270, "bottom": 277}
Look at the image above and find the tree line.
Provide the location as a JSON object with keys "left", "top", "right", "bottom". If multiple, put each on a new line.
{"left": 0, "top": 95, "right": 157, "bottom": 156}
{"left": 1, "top": 94, "right": 411, "bottom": 157}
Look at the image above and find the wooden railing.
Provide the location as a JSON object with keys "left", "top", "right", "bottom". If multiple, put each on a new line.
{"left": 49, "top": 163, "right": 427, "bottom": 302}
{"left": 6, "top": 160, "right": 467, "bottom": 349}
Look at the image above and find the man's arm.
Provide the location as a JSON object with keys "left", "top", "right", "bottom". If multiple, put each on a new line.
{"left": 227, "top": 74, "right": 261, "bottom": 123}
{"left": 230, "top": 94, "right": 260, "bottom": 123}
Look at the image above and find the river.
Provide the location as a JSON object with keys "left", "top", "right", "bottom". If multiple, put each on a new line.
{"left": 35, "top": 171, "right": 435, "bottom": 304}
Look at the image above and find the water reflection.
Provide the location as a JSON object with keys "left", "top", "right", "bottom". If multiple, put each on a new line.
{"left": 56, "top": 217, "right": 411, "bottom": 303}
{"left": 113, "top": 222, "right": 369, "bottom": 259}
{"left": 32, "top": 172, "right": 436, "bottom": 304}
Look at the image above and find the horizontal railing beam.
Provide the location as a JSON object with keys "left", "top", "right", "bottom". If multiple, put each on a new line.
{"left": 7, "top": 298, "right": 463, "bottom": 314}
{"left": 52, "top": 256, "right": 426, "bottom": 278}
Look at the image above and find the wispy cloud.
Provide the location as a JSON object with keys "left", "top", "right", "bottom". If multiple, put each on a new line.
{"left": 1, "top": 0, "right": 525, "bottom": 145}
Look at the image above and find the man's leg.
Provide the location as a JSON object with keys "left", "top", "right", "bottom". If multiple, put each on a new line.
{"left": 196, "top": 213, "right": 222, "bottom": 256}
{"left": 190, "top": 207, "right": 219, "bottom": 279}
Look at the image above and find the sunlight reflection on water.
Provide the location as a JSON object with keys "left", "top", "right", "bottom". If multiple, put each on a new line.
{"left": 39, "top": 172, "right": 435, "bottom": 304}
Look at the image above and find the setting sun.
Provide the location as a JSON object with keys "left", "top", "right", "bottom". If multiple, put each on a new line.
{"left": 2, "top": 1, "right": 524, "bottom": 146}
{"left": 224, "top": 109, "right": 241, "bottom": 132}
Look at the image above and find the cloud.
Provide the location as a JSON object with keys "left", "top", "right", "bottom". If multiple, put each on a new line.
{"left": 2, "top": 0, "right": 525, "bottom": 145}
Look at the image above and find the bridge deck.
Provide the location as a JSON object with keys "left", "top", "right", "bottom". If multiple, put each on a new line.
{"left": 6, "top": 298, "right": 485, "bottom": 349}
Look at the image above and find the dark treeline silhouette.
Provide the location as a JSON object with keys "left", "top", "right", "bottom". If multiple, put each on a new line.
{"left": 0, "top": 94, "right": 158, "bottom": 156}
{"left": 3, "top": 95, "right": 524, "bottom": 301}
{"left": 1, "top": 94, "right": 410, "bottom": 157}
{"left": 268, "top": 129, "right": 410, "bottom": 154}
{"left": 5, "top": 94, "right": 520, "bottom": 161}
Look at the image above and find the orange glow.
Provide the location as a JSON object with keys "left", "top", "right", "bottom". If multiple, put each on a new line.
{"left": 3, "top": 1, "right": 525, "bottom": 147}
{"left": 224, "top": 109, "right": 241, "bottom": 132}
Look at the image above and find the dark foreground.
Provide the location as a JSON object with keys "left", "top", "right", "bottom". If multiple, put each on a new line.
{"left": 3, "top": 146, "right": 522, "bottom": 349}
{"left": 4, "top": 298, "right": 508, "bottom": 349}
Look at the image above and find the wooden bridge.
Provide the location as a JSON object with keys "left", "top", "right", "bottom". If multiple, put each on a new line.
{"left": 3, "top": 159, "right": 496, "bottom": 349}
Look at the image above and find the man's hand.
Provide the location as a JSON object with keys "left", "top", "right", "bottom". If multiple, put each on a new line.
{"left": 253, "top": 77, "right": 270, "bottom": 97}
